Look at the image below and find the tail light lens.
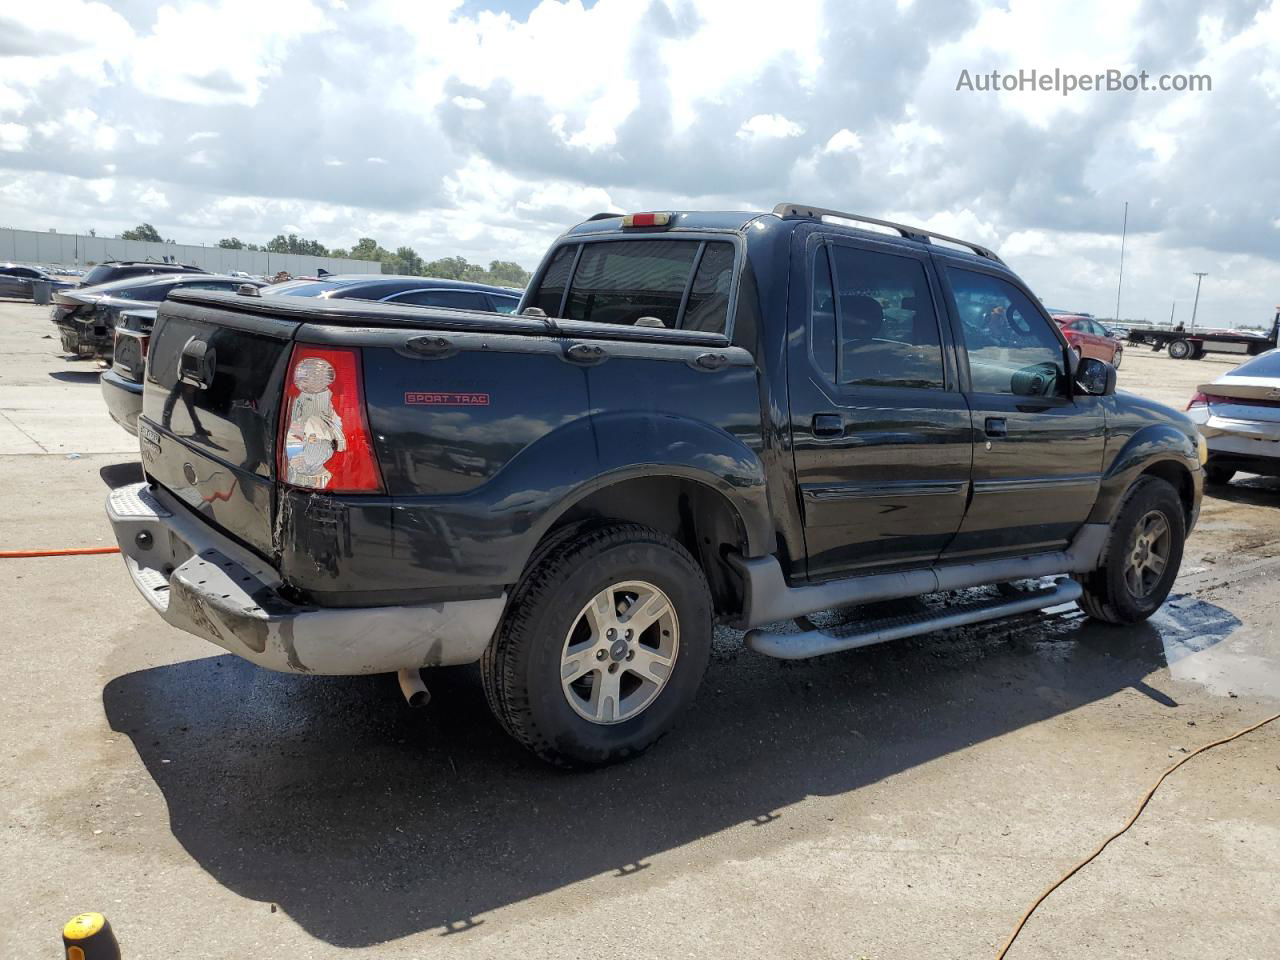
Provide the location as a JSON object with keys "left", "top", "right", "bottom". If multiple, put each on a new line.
{"left": 279, "top": 345, "right": 383, "bottom": 493}
{"left": 1187, "top": 391, "right": 1232, "bottom": 409}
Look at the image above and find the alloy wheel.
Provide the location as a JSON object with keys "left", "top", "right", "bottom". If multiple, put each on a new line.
{"left": 559, "top": 580, "right": 680, "bottom": 725}
{"left": 1124, "top": 510, "right": 1171, "bottom": 598}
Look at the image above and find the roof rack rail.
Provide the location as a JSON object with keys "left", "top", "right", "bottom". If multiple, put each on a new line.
{"left": 772, "top": 203, "right": 1003, "bottom": 264}
{"left": 585, "top": 212, "right": 623, "bottom": 221}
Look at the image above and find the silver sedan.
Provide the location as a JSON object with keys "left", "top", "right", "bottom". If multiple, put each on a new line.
{"left": 1187, "top": 349, "right": 1280, "bottom": 484}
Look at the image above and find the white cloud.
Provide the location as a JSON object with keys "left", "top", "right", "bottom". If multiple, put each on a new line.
{"left": 822, "top": 129, "right": 862, "bottom": 153}
{"left": 736, "top": 114, "right": 805, "bottom": 140}
{"left": 0, "top": 0, "right": 1275, "bottom": 328}
{"left": 0, "top": 122, "right": 29, "bottom": 152}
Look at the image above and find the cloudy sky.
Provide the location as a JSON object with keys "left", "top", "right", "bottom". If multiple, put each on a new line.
{"left": 1, "top": 0, "right": 1277, "bottom": 325}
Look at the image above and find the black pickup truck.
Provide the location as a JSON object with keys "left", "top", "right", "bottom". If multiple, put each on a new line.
{"left": 107, "top": 204, "right": 1205, "bottom": 766}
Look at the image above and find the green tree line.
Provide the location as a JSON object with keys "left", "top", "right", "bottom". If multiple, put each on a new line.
{"left": 115, "top": 224, "right": 531, "bottom": 287}
{"left": 216, "top": 233, "right": 530, "bottom": 286}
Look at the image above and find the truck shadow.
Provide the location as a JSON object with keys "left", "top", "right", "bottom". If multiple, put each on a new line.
{"left": 102, "top": 598, "right": 1238, "bottom": 947}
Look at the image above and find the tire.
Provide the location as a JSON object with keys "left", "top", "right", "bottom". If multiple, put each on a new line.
{"left": 481, "top": 522, "right": 712, "bottom": 767}
{"left": 1204, "top": 464, "right": 1235, "bottom": 486}
{"left": 1075, "top": 476, "right": 1185, "bottom": 624}
{"left": 1111, "top": 348, "right": 1122, "bottom": 370}
{"left": 1168, "top": 339, "right": 1192, "bottom": 359}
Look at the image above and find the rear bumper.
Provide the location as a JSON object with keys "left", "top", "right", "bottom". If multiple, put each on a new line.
{"left": 1194, "top": 412, "right": 1280, "bottom": 473}
{"left": 100, "top": 370, "right": 142, "bottom": 436}
{"left": 106, "top": 482, "right": 506, "bottom": 675}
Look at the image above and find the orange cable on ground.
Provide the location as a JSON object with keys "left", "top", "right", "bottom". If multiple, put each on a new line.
{"left": 996, "top": 709, "right": 1280, "bottom": 959}
{"left": 0, "top": 546, "right": 121, "bottom": 558}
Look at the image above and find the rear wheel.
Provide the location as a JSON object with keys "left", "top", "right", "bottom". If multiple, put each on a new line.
{"left": 481, "top": 523, "right": 712, "bottom": 767}
{"left": 1204, "top": 464, "right": 1235, "bottom": 486}
{"left": 1076, "top": 476, "right": 1185, "bottom": 624}
{"left": 1168, "top": 339, "right": 1192, "bottom": 359}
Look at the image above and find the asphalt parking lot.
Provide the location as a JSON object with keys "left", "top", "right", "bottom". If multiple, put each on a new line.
{"left": 1, "top": 298, "right": 1277, "bottom": 959}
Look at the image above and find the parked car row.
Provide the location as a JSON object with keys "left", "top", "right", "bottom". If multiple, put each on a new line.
{"left": 85, "top": 271, "right": 522, "bottom": 435}
{"left": 0, "top": 262, "right": 78, "bottom": 299}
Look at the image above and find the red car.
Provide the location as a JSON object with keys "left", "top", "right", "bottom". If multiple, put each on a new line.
{"left": 1051, "top": 313, "right": 1124, "bottom": 368}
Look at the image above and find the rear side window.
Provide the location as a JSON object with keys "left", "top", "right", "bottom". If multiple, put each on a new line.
{"left": 534, "top": 239, "right": 736, "bottom": 333}
{"left": 388, "top": 289, "right": 490, "bottom": 309}
{"left": 825, "top": 244, "right": 945, "bottom": 389}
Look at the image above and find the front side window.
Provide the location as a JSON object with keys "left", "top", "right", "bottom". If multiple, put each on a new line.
{"left": 531, "top": 238, "right": 735, "bottom": 333}
{"left": 948, "top": 267, "right": 1066, "bottom": 397}
{"left": 488, "top": 294, "right": 520, "bottom": 314}
{"left": 824, "top": 244, "right": 945, "bottom": 389}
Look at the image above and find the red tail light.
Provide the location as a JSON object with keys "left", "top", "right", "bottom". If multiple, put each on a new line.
{"left": 279, "top": 345, "right": 383, "bottom": 493}
{"left": 1187, "top": 391, "right": 1234, "bottom": 409}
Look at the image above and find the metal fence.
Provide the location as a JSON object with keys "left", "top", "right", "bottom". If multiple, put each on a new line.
{"left": 0, "top": 228, "right": 382, "bottom": 277}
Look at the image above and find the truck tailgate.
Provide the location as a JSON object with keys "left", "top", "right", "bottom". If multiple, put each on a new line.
{"left": 139, "top": 301, "right": 297, "bottom": 559}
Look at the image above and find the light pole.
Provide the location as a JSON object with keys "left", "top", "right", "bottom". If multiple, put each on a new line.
{"left": 1114, "top": 201, "right": 1128, "bottom": 325}
{"left": 1190, "top": 272, "right": 1208, "bottom": 334}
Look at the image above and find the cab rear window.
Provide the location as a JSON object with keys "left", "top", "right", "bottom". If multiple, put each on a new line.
{"left": 533, "top": 239, "right": 735, "bottom": 334}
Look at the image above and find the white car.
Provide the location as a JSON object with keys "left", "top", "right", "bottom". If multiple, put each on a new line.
{"left": 1187, "top": 348, "right": 1280, "bottom": 485}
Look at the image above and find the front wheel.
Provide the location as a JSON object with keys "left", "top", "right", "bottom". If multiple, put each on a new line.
{"left": 481, "top": 523, "right": 712, "bottom": 767}
{"left": 1111, "top": 348, "right": 1122, "bottom": 369}
{"left": 1075, "top": 476, "right": 1185, "bottom": 624}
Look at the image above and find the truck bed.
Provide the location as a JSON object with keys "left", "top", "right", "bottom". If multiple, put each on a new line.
{"left": 137, "top": 288, "right": 761, "bottom": 607}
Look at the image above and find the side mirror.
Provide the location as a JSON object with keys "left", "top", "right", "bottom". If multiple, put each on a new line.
{"left": 1075, "top": 356, "right": 1117, "bottom": 396}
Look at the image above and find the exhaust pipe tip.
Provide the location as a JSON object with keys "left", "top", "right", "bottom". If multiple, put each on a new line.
{"left": 396, "top": 668, "right": 431, "bottom": 709}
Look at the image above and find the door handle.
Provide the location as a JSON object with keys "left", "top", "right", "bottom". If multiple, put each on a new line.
{"left": 812, "top": 413, "right": 844, "bottom": 437}
{"left": 984, "top": 417, "right": 1007, "bottom": 438}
